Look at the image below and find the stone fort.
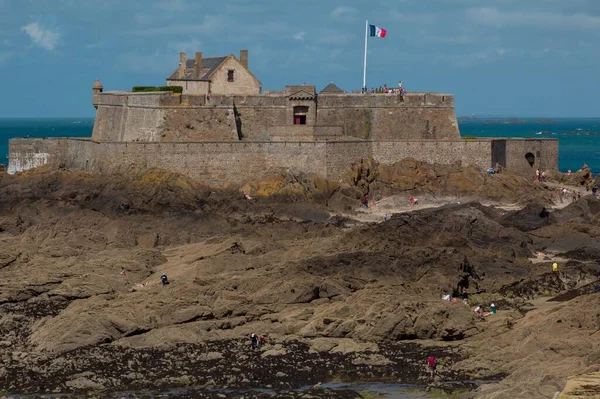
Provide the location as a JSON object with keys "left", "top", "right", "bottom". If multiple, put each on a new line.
{"left": 8, "top": 49, "right": 558, "bottom": 184}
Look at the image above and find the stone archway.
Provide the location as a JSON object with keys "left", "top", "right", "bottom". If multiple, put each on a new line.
{"left": 525, "top": 152, "right": 535, "bottom": 167}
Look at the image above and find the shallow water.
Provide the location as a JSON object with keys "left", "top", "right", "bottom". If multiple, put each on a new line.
{"left": 4, "top": 382, "right": 438, "bottom": 398}
{"left": 313, "top": 382, "right": 431, "bottom": 398}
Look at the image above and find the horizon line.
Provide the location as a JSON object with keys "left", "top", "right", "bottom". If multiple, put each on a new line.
{"left": 2, "top": 116, "right": 600, "bottom": 120}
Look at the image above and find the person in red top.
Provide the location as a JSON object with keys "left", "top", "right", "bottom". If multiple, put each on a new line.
{"left": 427, "top": 355, "right": 437, "bottom": 378}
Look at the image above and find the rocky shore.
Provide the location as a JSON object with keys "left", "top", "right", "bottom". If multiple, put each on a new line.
{"left": 0, "top": 162, "right": 599, "bottom": 398}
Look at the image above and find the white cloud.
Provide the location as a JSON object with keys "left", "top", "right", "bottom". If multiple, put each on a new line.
{"left": 293, "top": 31, "right": 305, "bottom": 41}
{"left": 331, "top": 6, "right": 358, "bottom": 20}
{"left": 21, "top": 21, "right": 60, "bottom": 50}
{"left": 467, "top": 7, "right": 600, "bottom": 30}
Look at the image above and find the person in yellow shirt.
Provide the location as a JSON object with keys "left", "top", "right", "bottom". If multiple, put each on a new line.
{"left": 552, "top": 262, "right": 558, "bottom": 273}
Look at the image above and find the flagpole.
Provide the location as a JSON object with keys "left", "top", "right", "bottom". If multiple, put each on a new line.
{"left": 363, "top": 20, "right": 368, "bottom": 91}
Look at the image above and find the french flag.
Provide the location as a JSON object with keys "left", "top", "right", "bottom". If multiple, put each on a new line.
{"left": 369, "top": 24, "right": 386, "bottom": 38}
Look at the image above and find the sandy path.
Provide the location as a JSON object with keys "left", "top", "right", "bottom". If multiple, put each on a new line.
{"left": 342, "top": 181, "right": 596, "bottom": 224}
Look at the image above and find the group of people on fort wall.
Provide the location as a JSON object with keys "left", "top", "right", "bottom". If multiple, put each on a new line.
{"left": 361, "top": 80, "right": 407, "bottom": 95}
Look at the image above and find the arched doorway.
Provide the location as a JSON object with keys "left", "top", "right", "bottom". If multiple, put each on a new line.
{"left": 525, "top": 152, "right": 535, "bottom": 167}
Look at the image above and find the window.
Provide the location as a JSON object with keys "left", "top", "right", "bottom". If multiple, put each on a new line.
{"left": 227, "top": 70, "right": 235, "bottom": 82}
{"left": 293, "top": 106, "right": 309, "bottom": 125}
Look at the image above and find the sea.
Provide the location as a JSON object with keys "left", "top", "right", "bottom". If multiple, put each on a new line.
{"left": 0, "top": 118, "right": 599, "bottom": 174}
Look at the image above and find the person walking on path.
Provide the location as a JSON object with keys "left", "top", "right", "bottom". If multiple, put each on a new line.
{"left": 426, "top": 355, "right": 437, "bottom": 379}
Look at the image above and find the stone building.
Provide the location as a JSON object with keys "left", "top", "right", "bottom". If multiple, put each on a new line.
{"left": 166, "top": 50, "right": 261, "bottom": 96}
{"left": 7, "top": 48, "right": 559, "bottom": 184}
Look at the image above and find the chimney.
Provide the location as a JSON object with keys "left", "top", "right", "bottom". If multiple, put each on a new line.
{"left": 240, "top": 49, "right": 248, "bottom": 69}
{"left": 178, "top": 52, "right": 187, "bottom": 78}
{"left": 194, "top": 52, "right": 203, "bottom": 78}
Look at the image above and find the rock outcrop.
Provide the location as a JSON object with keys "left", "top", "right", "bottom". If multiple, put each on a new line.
{"left": 0, "top": 166, "right": 598, "bottom": 398}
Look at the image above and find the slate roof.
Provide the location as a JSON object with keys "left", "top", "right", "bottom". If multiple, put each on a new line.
{"left": 166, "top": 56, "right": 227, "bottom": 81}
{"left": 319, "top": 82, "right": 345, "bottom": 94}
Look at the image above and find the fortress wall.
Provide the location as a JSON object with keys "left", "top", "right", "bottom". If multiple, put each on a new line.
{"left": 372, "top": 141, "right": 491, "bottom": 170}
{"left": 92, "top": 92, "right": 172, "bottom": 142}
{"left": 93, "top": 93, "right": 127, "bottom": 107}
{"left": 314, "top": 126, "right": 345, "bottom": 138}
{"left": 126, "top": 93, "right": 166, "bottom": 107}
{"left": 65, "top": 140, "right": 328, "bottom": 185}
{"left": 316, "top": 94, "right": 459, "bottom": 140}
{"left": 92, "top": 106, "right": 125, "bottom": 141}
{"left": 505, "top": 139, "right": 560, "bottom": 180}
{"left": 122, "top": 108, "right": 167, "bottom": 142}
{"left": 371, "top": 107, "right": 459, "bottom": 140}
{"left": 316, "top": 108, "right": 372, "bottom": 139}
{"left": 210, "top": 95, "right": 287, "bottom": 107}
{"left": 8, "top": 138, "right": 70, "bottom": 174}
{"left": 316, "top": 93, "right": 454, "bottom": 108}
{"left": 63, "top": 138, "right": 97, "bottom": 169}
{"left": 93, "top": 106, "right": 166, "bottom": 142}
{"left": 91, "top": 92, "right": 459, "bottom": 142}
{"left": 269, "top": 126, "right": 345, "bottom": 142}
{"left": 159, "top": 108, "right": 238, "bottom": 141}
{"left": 234, "top": 107, "right": 287, "bottom": 140}
{"left": 270, "top": 126, "right": 316, "bottom": 141}
{"left": 315, "top": 107, "right": 459, "bottom": 140}
{"left": 9, "top": 137, "right": 558, "bottom": 182}
{"left": 179, "top": 95, "right": 206, "bottom": 106}
{"left": 325, "top": 142, "right": 372, "bottom": 180}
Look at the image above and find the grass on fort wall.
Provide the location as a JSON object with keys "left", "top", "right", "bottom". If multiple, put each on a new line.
{"left": 132, "top": 86, "right": 183, "bottom": 94}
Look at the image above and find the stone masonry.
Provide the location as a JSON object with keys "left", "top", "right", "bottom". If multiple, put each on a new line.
{"left": 9, "top": 137, "right": 558, "bottom": 185}
{"left": 6, "top": 55, "right": 559, "bottom": 183}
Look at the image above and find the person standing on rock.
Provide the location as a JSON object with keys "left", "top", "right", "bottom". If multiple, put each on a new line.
{"left": 552, "top": 262, "right": 559, "bottom": 273}
{"left": 250, "top": 333, "right": 259, "bottom": 350}
{"left": 535, "top": 169, "right": 540, "bottom": 182}
{"left": 161, "top": 274, "right": 169, "bottom": 285}
{"left": 426, "top": 355, "right": 437, "bottom": 379}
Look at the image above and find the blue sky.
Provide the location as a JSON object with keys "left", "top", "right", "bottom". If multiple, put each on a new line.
{"left": 1, "top": 0, "right": 599, "bottom": 118}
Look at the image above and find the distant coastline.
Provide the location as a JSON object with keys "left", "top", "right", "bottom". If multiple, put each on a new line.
{"left": 457, "top": 116, "right": 557, "bottom": 124}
